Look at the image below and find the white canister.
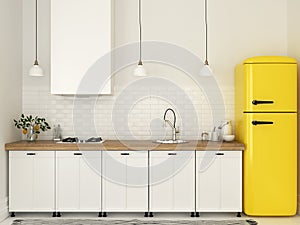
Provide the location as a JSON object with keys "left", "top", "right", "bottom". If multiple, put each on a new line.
{"left": 211, "top": 131, "right": 219, "bottom": 142}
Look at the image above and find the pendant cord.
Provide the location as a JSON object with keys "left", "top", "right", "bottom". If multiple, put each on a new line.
{"left": 35, "top": 0, "right": 38, "bottom": 64}
{"left": 138, "top": 0, "right": 143, "bottom": 65}
{"left": 204, "top": 0, "right": 208, "bottom": 65}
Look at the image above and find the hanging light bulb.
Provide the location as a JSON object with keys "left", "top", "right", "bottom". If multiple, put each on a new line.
{"left": 200, "top": 0, "right": 212, "bottom": 77}
{"left": 29, "top": 0, "right": 44, "bottom": 77}
{"left": 29, "top": 60, "right": 44, "bottom": 77}
{"left": 200, "top": 60, "right": 212, "bottom": 77}
{"left": 134, "top": 63, "right": 147, "bottom": 76}
{"left": 134, "top": 0, "right": 147, "bottom": 76}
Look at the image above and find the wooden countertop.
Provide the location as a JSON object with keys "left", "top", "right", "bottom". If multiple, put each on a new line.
{"left": 5, "top": 140, "right": 244, "bottom": 151}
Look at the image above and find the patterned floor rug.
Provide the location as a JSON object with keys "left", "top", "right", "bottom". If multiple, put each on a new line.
{"left": 11, "top": 219, "right": 257, "bottom": 225}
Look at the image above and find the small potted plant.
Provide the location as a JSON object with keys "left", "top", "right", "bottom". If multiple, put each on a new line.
{"left": 14, "top": 114, "right": 51, "bottom": 141}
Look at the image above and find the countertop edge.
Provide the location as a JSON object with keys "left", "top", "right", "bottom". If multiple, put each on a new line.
{"left": 5, "top": 140, "right": 245, "bottom": 151}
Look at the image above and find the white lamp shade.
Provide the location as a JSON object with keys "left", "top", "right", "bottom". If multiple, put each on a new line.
{"left": 200, "top": 64, "right": 212, "bottom": 77}
{"left": 134, "top": 64, "right": 147, "bottom": 77}
{"left": 29, "top": 64, "right": 44, "bottom": 77}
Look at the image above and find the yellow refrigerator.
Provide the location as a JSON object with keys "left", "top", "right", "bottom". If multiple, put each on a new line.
{"left": 235, "top": 56, "right": 297, "bottom": 216}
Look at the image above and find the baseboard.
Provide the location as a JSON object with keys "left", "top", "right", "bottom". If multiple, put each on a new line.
{"left": 0, "top": 197, "right": 9, "bottom": 223}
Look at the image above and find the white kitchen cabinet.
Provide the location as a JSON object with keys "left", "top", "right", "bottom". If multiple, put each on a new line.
{"left": 196, "top": 151, "right": 242, "bottom": 212}
{"left": 102, "top": 151, "right": 148, "bottom": 212}
{"left": 51, "top": 0, "right": 112, "bottom": 95}
{"left": 149, "top": 151, "right": 195, "bottom": 212}
{"left": 9, "top": 151, "right": 55, "bottom": 212}
{"left": 56, "top": 151, "right": 101, "bottom": 212}
{"left": 9, "top": 148, "right": 243, "bottom": 215}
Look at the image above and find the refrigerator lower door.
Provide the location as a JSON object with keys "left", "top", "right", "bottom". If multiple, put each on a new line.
{"left": 244, "top": 113, "right": 297, "bottom": 216}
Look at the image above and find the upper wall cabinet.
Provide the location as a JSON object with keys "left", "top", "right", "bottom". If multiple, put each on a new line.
{"left": 51, "top": 0, "right": 112, "bottom": 95}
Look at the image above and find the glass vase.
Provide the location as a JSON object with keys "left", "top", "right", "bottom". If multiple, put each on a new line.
{"left": 26, "top": 125, "right": 36, "bottom": 142}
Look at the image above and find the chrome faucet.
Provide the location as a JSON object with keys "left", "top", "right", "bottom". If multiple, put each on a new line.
{"left": 163, "top": 108, "right": 179, "bottom": 141}
{"left": 218, "top": 121, "right": 229, "bottom": 129}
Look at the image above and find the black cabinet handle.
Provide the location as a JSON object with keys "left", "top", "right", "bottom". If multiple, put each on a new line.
{"left": 252, "top": 120, "right": 274, "bottom": 126}
{"left": 26, "top": 153, "right": 36, "bottom": 156}
{"left": 215, "top": 153, "right": 224, "bottom": 156}
{"left": 121, "top": 153, "right": 130, "bottom": 156}
{"left": 74, "top": 153, "right": 82, "bottom": 156}
{"left": 168, "top": 153, "right": 177, "bottom": 156}
{"left": 252, "top": 100, "right": 274, "bottom": 105}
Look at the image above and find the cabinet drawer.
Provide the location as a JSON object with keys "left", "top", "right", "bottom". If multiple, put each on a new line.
{"left": 197, "top": 151, "right": 241, "bottom": 158}
{"left": 150, "top": 151, "right": 194, "bottom": 158}
{"left": 56, "top": 151, "right": 87, "bottom": 158}
{"left": 56, "top": 151, "right": 101, "bottom": 158}
{"left": 103, "top": 151, "right": 140, "bottom": 157}
{"left": 150, "top": 151, "right": 194, "bottom": 168}
{"left": 10, "top": 151, "right": 54, "bottom": 158}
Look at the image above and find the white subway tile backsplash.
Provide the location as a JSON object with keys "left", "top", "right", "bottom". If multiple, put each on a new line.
{"left": 23, "top": 82, "right": 234, "bottom": 140}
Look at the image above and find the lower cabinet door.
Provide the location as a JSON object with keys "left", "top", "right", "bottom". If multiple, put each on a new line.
{"left": 79, "top": 152, "right": 102, "bottom": 210}
{"left": 197, "top": 151, "right": 221, "bottom": 211}
{"left": 56, "top": 151, "right": 101, "bottom": 211}
{"left": 9, "top": 151, "right": 55, "bottom": 212}
{"left": 102, "top": 151, "right": 148, "bottom": 212}
{"left": 197, "top": 151, "right": 242, "bottom": 212}
{"left": 220, "top": 152, "right": 242, "bottom": 211}
{"left": 150, "top": 151, "right": 195, "bottom": 212}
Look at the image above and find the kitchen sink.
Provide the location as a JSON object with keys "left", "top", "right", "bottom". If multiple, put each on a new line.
{"left": 154, "top": 140, "right": 188, "bottom": 144}
{"left": 56, "top": 140, "right": 105, "bottom": 144}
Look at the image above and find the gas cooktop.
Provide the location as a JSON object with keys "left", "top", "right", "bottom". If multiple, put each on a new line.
{"left": 56, "top": 137, "right": 104, "bottom": 144}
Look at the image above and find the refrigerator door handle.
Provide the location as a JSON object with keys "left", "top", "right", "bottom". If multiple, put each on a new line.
{"left": 252, "top": 100, "right": 274, "bottom": 105}
{"left": 252, "top": 120, "right": 274, "bottom": 126}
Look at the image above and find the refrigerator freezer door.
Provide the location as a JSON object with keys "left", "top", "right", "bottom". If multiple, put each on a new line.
{"left": 243, "top": 113, "right": 297, "bottom": 216}
{"left": 243, "top": 63, "right": 297, "bottom": 112}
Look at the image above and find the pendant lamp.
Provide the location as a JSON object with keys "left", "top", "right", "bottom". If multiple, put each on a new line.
{"left": 200, "top": 0, "right": 212, "bottom": 76}
{"left": 29, "top": 0, "right": 44, "bottom": 77}
{"left": 134, "top": 0, "right": 147, "bottom": 76}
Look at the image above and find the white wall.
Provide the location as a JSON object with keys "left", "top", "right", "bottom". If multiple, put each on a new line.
{"left": 287, "top": 0, "right": 300, "bottom": 214}
{"left": 0, "top": 0, "right": 22, "bottom": 221}
{"left": 22, "top": 0, "right": 288, "bottom": 141}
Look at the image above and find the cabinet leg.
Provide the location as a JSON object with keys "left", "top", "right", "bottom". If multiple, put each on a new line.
{"left": 149, "top": 212, "right": 153, "bottom": 217}
{"left": 52, "top": 212, "right": 56, "bottom": 217}
{"left": 196, "top": 212, "right": 200, "bottom": 217}
{"left": 56, "top": 212, "right": 61, "bottom": 217}
{"left": 190, "top": 212, "right": 195, "bottom": 217}
{"left": 103, "top": 212, "right": 107, "bottom": 217}
{"left": 98, "top": 212, "right": 102, "bottom": 217}
{"left": 10, "top": 212, "right": 15, "bottom": 217}
{"left": 237, "top": 212, "right": 241, "bottom": 217}
{"left": 144, "top": 212, "right": 148, "bottom": 217}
